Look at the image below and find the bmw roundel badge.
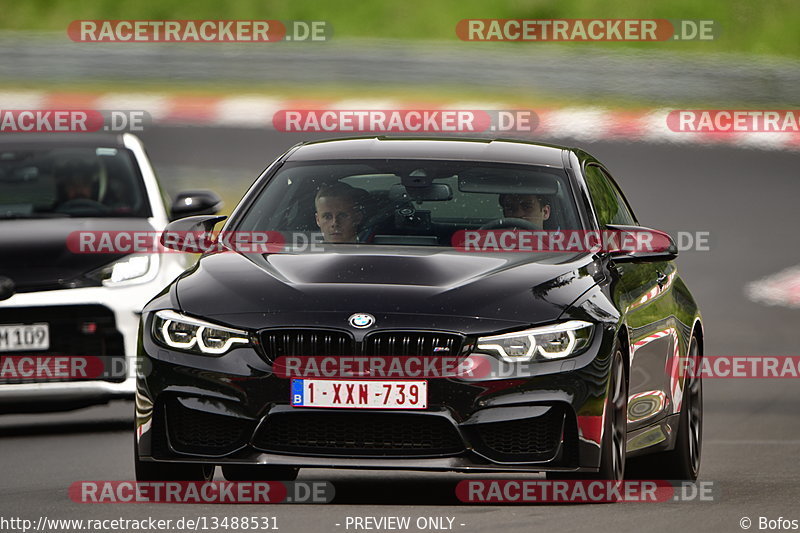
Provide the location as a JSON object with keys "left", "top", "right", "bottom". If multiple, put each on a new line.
{"left": 348, "top": 313, "right": 375, "bottom": 329}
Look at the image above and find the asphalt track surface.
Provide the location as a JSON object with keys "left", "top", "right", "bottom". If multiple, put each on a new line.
{"left": 1, "top": 126, "right": 799, "bottom": 533}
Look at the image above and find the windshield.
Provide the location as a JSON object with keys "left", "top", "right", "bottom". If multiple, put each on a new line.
{"left": 0, "top": 146, "right": 151, "bottom": 218}
{"left": 234, "top": 159, "right": 582, "bottom": 248}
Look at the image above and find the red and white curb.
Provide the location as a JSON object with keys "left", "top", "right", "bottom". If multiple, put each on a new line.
{"left": 746, "top": 266, "right": 800, "bottom": 308}
{"left": 2, "top": 91, "right": 800, "bottom": 151}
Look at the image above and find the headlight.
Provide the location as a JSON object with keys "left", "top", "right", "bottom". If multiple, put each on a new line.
{"left": 88, "top": 254, "right": 158, "bottom": 286}
{"left": 152, "top": 310, "right": 250, "bottom": 355}
{"left": 476, "top": 320, "right": 594, "bottom": 362}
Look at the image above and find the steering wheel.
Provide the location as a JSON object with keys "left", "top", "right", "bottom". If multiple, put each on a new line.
{"left": 54, "top": 198, "right": 111, "bottom": 215}
{"left": 479, "top": 217, "right": 540, "bottom": 230}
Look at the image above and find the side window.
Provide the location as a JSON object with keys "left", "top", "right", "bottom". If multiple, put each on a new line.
{"left": 584, "top": 165, "right": 636, "bottom": 227}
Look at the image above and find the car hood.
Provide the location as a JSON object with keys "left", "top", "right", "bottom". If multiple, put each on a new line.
{"left": 175, "top": 248, "right": 603, "bottom": 331}
{"left": 0, "top": 217, "right": 155, "bottom": 293}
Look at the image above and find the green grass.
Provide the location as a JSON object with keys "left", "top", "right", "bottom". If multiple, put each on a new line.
{"left": 1, "top": 0, "right": 799, "bottom": 58}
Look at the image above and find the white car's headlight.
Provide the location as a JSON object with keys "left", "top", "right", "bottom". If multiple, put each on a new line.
{"left": 88, "top": 254, "right": 158, "bottom": 286}
{"left": 476, "top": 320, "right": 594, "bottom": 362}
{"left": 152, "top": 310, "right": 250, "bottom": 355}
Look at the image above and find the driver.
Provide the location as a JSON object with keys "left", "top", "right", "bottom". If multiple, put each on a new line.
{"left": 55, "top": 159, "right": 100, "bottom": 205}
{"left": 498, "top": 193, "right": 551, "bottom": 230}
{"left": 314, "top": 183, "right": 367, "bottom": 243}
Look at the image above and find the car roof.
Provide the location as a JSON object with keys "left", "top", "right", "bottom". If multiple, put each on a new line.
{"left": 286, "top": 137, "right": 569, "bottom": 168}
{"left": 0, "top": 133, "right": 126, "bottom": 149}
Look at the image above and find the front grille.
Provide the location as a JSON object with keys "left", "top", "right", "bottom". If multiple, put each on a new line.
{"left": 166, "top": 402, "right": 251, "bottom": 456}
{"left": 260, "top": 329, "right": 353, "bottom": 361}
{"left": 471, "top": 407, "right": 566, "bottom": 462}
{"left": 0, "top": 305, "right": 125, "bottom": 384}
{"left": 253, "top": 412, "right": 465, "bottom": 456}
{"left": 365, "top": 331, "right": 463, "bottom": 357}
{"left": 258, "top": 329, "right": 464, "bottom": 361}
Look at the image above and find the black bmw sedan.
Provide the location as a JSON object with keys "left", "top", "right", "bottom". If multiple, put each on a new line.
{"left": 134, "top": 137, "right": 703, "bottom": 483}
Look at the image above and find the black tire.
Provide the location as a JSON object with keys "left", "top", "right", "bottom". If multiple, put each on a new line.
{"left": 133, "top": 431, "right": 215, "bottom": 481}
{"left": 593, "top": 349, "right": 628, "bottom": 481}
{"left": 222, "top": 464, "right": 300, "bottom": 481}
{"left": 547, "top": 349, "right": 627, "bottom": 482}
{"left": 626, "top": 336, "right": 702, "bottom": 481}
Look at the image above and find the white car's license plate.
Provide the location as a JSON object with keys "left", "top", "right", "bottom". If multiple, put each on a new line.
{"left": 0, "top": 323, "right": 49, "bottom": 352}
{"left": 291, "top": 379, "right": 427, "bottom": 409}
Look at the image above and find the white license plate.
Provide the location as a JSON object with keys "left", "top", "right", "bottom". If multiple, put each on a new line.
{"left": 291, "top": 379, "right": 427, "bottom": 409}
{"left": 0, "top": 323, "right": 49, "bottom": 352}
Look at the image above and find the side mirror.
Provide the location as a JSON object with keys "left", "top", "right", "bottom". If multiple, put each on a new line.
{"left": 170, "top": 190, "right": 223, "bottom": 220}
{"left": 605, "top": 224, "right": 678, "bottom": 263}
{"left": 160, "top": 215, "right": 227, "bottom": 253}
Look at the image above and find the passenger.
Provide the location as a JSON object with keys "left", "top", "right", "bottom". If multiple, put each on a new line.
{"left": 314, "top": 183, "right": 367, "bottom": 243}
{"left": 498, "top": 193, "right": 551, "bottom": 230}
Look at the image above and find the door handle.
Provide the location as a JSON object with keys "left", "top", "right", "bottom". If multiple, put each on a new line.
{"left": 656, "top": 271, "right": 668, "bottom": 287}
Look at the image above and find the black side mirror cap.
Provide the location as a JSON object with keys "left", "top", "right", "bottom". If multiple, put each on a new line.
{"left": 160, "top": 215, "right": 227, "bottom": 253}
{"left": 170, "top": 190, "right": 223, "bottom": 220}
{"left": 605, "top": 224, "right": 678, "bottom": 264}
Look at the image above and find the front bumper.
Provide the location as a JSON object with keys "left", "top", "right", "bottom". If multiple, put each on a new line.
{"left": 136, "top": 317, "right": 618, "bottom": 473}
{"left": 0, "top": 256, "right": 185, "bottom": 411}
{"left": 0, "top": 379, "right": 134, "bottom": 409}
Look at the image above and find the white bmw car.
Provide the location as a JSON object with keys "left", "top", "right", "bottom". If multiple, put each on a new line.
{"left": 0, "top": 132, "right": 220, "bottom": 413}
